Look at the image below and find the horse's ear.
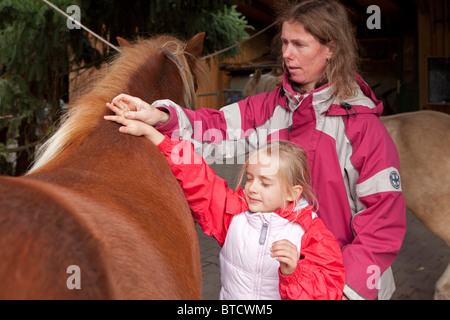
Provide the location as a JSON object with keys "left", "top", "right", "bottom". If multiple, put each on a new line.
{"left": 116, "top": 36, "right": 132, "bottom": 47}
{"left": 254, "top": 69, "right": 262, "bottom": 82}
{"left": 185, "top": 32, "right": 205, "bottom": 58}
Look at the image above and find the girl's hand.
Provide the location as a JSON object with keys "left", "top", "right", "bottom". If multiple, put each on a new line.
{"left": 105, "top": 94, "right": 169, "bottom": 126}
{"left": 271, "top": 239, "right": 299, "bottom": 276}
{"left": 104, "top": 112, "right": 165, "bottom": 146}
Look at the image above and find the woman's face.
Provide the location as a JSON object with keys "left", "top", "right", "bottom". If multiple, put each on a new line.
{"left": 281, "top": 21, "right": 333, "bottom": 93}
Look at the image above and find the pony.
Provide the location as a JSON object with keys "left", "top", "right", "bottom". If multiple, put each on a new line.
{"left": 241, "top": 71, "right": 450, "bottom": 299}
{"left": 0, "top": 33, "right": 207, "bottom": 299}
{"left": 242, "top": 69, "right": 280, "bottom": 99}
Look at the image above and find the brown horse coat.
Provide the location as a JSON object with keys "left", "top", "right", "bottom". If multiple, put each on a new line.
{"left": 0, "top": 33, "right": 206, "bottom": 299}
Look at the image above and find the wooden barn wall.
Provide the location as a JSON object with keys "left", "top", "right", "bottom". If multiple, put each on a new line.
{"left": 418, "top": 0, "right": 450, "bottom": 113}
{"left": 195, "top": 32, "right": 272, "bottom": 110}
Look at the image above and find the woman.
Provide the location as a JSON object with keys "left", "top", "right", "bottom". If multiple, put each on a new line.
{"left": 107, "top": 0, "right": 406, "bottom": 300}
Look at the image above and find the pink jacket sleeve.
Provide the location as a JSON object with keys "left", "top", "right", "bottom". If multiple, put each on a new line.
{"left": 153, "top": 93, "right": 280, "bottom": 143}
{"left": 342, "top": 115, "right": 406, "bottom": 300}
{"left": 157, "top": 136, "right": 248, "bottom": 246}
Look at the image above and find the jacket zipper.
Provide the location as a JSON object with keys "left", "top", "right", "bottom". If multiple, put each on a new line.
{"left": 255, "top": 218, "right": 269, "bottom": 299}
{"left": 259, "top": 222, "right": 269, "bottom": 245}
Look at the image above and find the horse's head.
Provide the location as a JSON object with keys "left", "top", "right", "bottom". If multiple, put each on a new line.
{"left": 242, "top": 69, "right": 281, "bottom": 98}
{"left": 242, "top": 69, "right": 262, "bottom": 98}
{"left": 105, "top": 32, "right": 206, "bottom": 110}
{"left": 28, "top": 33, "right": 207, "bottom": 174}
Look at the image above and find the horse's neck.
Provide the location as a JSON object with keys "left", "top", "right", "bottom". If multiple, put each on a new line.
{"left": 27, "top": 121, "right": 164, "bottom": 198}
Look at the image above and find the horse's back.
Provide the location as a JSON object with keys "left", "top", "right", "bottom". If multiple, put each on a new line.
{"left": 0, "top": 175, "right": 201, "bottom": 299}
{"left": 381, "top": 110, "right": 450, "bottom": 244}
{"left": 381, "top": 110, "right": 450, "bottom": 184}
{"left": 0, "top": 176, "right": 113, "bottom": 299}
{"left": 381, "top": 110, "right": 450, "bottom": 140}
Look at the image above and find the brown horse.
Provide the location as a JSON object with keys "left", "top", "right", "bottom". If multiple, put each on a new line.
{"left": 242, "top": 72, "right": 450, "bottom": 299}
{"left": 0, "top": 33, "right": 206, "bottom": 299}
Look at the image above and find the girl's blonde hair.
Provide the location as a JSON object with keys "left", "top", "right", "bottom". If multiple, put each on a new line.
{"left": 236, "top": 141, "right": 318, "bottom": 211}
{"left": 276, "top": 0, "right": 359, "bottom": 102}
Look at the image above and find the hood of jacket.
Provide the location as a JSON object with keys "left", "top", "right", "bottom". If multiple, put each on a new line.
{"left": 274, "top": 198, "right": 316, "bottom": 231}
{"left": 281, "top": 71, "right": 383, "bottom": 117}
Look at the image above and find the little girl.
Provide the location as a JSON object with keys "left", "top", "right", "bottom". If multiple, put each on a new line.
{"left": 104, "top": 94, "right": 345, "bottom": 300}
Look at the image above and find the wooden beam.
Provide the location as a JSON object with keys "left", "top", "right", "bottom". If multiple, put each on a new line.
{"left": 236, "top": 1, "right": 275, "bottom": 30}
{"left": 416, "top": 0, "right": 429, "bottom": 14}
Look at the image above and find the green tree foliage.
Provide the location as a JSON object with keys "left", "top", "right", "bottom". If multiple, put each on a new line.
{"left": 0, "top": 0, "right": 89, "bottom": 175}
{"left": 0, "top": 0, "right": 253, "bottom": 176}
{"left": 79, "top": 0, "right": 253, "bottom": 57}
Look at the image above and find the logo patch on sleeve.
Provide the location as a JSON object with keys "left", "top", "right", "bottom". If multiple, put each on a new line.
{"left": 389, "top": 171, "right": 401, "bottom": 189}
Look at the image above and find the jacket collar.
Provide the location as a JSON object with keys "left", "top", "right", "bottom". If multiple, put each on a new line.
{"left": 323, "top": 74, "right": 383, "bottom": 117}
{"left": 275, "top": 198, "right": 315, "bottom": 231}
{"left": 281, "top": 72, "right": 332, "bottom": 112}
{"left": 239, "top": 188, "right": 315, "bottom": 230}
{"left": 281, "top": 71, "right": 383, "bottom": 117}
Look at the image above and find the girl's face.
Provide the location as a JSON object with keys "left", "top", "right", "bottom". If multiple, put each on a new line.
{"left": 244, "top": 153, "right": 294, "bottom": 213}
{"left": 281, "top": 21, "right": 333, "bottom": 93}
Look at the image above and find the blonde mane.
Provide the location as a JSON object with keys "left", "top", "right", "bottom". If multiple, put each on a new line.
{"left": 28, "top": 35, "right": 201, "bottom": 174}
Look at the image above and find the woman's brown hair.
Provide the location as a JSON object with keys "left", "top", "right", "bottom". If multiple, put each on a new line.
{"left": 276, "top": 0, "right": 359, "bottom": 102}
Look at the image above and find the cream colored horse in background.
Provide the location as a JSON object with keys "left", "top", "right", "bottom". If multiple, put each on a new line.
{"left": 242, "top": 70, "right": 450, "bottom": 299}
{"left": 382, "top": 111, "right": 450, "bottom": 300}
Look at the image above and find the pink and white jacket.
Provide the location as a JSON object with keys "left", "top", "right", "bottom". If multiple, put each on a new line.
{"left": 154, "top": 72, "right": 406, "bottom": 300}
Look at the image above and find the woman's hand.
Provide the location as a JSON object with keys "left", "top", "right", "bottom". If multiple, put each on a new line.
{"left": 105, "top": 93, "right": 169, "bottom": 126}
{"left": 107, "top": 115, "right": 165, "bottom": 145}
{"left": 104, "top": 97, "right": 165, "bottom": 146}
{"left": 271, "top": 239, "right": 299, "bottom": 276}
